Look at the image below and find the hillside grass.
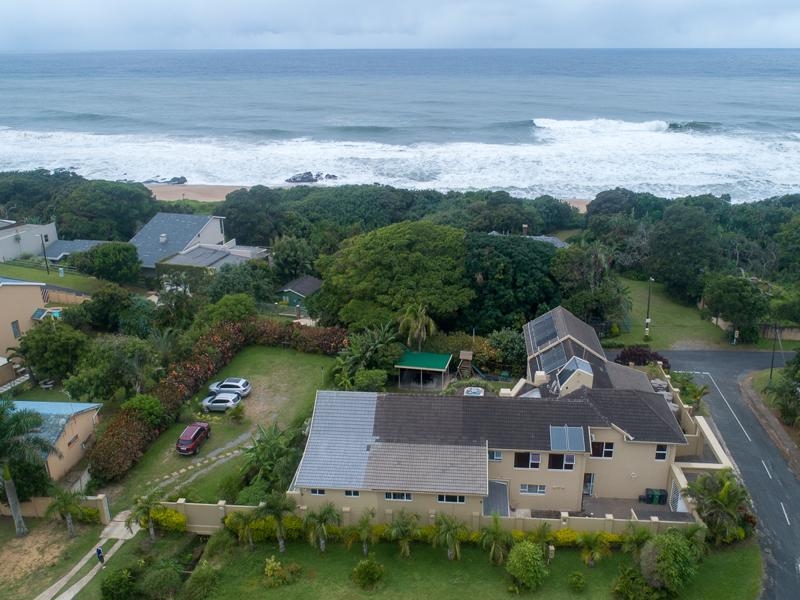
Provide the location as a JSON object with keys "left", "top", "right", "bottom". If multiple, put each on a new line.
{"left": 0, "top": 262, "right": 103, "bottom": 294}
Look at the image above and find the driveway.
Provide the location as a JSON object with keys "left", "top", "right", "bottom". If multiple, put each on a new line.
{"left": 663, "top": 350, "right": 798, "bottom": 600}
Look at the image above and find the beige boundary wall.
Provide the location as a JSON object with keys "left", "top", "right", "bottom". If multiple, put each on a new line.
{"left": 0, "top": 494, "right": 111, "bottom": 525}
{"left": 160, "top": 497, "right": 696, "bottom": 537}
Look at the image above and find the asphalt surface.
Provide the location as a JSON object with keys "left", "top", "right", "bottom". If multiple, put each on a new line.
{"left": 661, "top": 350, "right": 798, "bottom": 600}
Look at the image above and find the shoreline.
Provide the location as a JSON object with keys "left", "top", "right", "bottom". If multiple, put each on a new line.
{"left": 146, "top": 183, "right": 590, "bottom": 212}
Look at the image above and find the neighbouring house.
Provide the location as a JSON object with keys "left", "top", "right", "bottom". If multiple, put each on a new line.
{"left": 12, "top": 400, "right": 102, "bottom": 481}
{"left": 289, "top": 306, "right": 730, "bottom": 526}
{"left": 160, "top": 241, "right": 267, "bottom": 272}
{"left": 279, "top": 275, "right": 322, "bottom": 308}
{"left": 0, "top": 222, "right": 58, "bottom": 261}
{"left": 44, "top": 239, "right": 107, "bottom": 262}
{"left": 0, "top": 277, "right": 46, "bottom": 360}
{"left": 130, "top": 212, "right": 226, "bottom": 274}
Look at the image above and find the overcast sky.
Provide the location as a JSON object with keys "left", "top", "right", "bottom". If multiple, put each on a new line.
{"left": 1, "top": 0, "right": 799, "bottom": 51}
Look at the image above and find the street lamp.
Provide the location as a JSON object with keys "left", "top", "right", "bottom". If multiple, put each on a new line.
{"left": 645, "top": 277, "right": 654, "bottom": 338}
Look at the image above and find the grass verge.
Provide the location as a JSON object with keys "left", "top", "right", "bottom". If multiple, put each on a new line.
{"left": 0, "top": 263, "right": 103, "bottom": 294}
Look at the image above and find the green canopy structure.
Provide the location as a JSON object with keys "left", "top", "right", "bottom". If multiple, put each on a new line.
{"left": 394, "top": 350, "right": 452, "bottom": 390}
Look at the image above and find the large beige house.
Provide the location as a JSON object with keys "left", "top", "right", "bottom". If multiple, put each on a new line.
{"left": 0, "top": 277, "right": 46, "bottom": 358}
{"left": 289, "top": 307, "right": 721, "bottom": 523}
{"left": 13, "top": 401, "right": 102, "bottom": 481}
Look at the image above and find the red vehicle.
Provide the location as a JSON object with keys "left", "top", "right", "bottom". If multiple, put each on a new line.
{"left": 175, "top": 422, "right": 211, "bottom": 455}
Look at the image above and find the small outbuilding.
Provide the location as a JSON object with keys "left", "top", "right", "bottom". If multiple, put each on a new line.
{"left": 394, "top": 351, "right": 452, "bottom": 390}
{"left": 279, "top": 275, "right": 323, "bottom": 308}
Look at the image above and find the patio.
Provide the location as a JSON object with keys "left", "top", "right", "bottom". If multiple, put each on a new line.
{"left": 578, "top": 496, "right": 695, "bottom": 522}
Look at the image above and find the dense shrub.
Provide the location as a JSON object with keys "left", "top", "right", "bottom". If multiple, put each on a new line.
{"left": 204, "top": 529, "right": 237, "bottom": 560}
{"left": 552, "top": 528, "right": 579, "bottom": 547}
{"left": 88, "top": 411, "right": 158, "bottom": 482}
{"left": 353, "top": 368, "right": 388, "bottom": 391}
{"left": 138, "top": 564, "right": 182, "bottom": 600}
{"left": 614, "top": 345, "right": 670, "bottom": 371}
{"left": 568, "top": 570, "right": 586, "bottom": 592}
{"left": 100, "top": 568, "right": 137, "bottom": 600}
{"left": 76, "top": 506, "right": 101, "bottom": 524}
{"left": 150, "top": 506, "right": 187, "bottom": 533}
{"left": 264, "top": 555, "right": 301, "bottom": 588}
{"left": 179, "top": 560, "right": 218, "bottom": 600}
{"left": 351, "top": 556, "right": 386, "bottom": 590}
{"left": 425, "top": 331, "right": 499, "bottom": 371}
{"left": 506, "top": 541, "right": 548, "bottom": 591}
{"left": 612, "top": 565, "right": 665, "bottom": 600}
{"left": 121, "top": 394, "right": 169, "bottom": 429}
{"left": 639, "top": 531, "right": 698, "bottom": 594}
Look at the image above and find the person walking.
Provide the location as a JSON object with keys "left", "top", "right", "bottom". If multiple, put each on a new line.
{"left": 96, "top": 546, "right": 106, "bottom": 569}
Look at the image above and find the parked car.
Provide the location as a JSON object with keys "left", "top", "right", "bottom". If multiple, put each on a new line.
{"left": 208, "top": 377, "right": 252, "bottom": 397}
{"left": 176, "top": 422, "right": 211, "bottom": 455}
{"left": 201, "top": 392, "right": 241, "bottom": 413}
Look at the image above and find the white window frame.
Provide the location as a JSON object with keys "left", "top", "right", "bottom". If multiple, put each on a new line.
{"left": 385, "top": 491, "right": 413, "bottom": 501}
{"left": 548, "top": 453, "right": 576, "bottom": 471}
{"left": 655, "top": 444, "right": 668, "bottom": 461}
{"left": 514, "top": 452, "right": 541, "bottom": 469}
{"left": 591, "top": 441, "right": 614, "bottom": 459}
{"left": 520, "top": 484, "right": 546, "bottom": 495}
{"left": 309, "top": 488, "right": 326, "bottom": 496}
{"left": 437, "top": 494, "right": 466, "bottom": 504}
{"left": 488, "top": 450, "right": 503, "bottom": 462}
{"left": 345, "top": 490, "right": 360, "bottom": 497}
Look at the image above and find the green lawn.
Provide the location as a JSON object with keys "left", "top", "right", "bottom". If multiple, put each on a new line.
{"left": 0, "top": 516, "right": 103, "bottom": 599}
{"left": 12, "top": 386, "right": 71, "bottom": 402}
{"left": 206, "top": 539, "right": 760, "bottom": 600}
{"left": 0, "top": 262, "right": 104, "bottom": 294}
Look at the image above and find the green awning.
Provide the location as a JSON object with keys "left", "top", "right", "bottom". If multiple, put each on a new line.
{"left": 394, "top": 351, "right": 452, "bottom": 372}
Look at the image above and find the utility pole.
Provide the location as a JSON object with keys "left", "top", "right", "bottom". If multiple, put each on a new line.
{"left": 770, "top": 323, "right": 778, "bottom": 381}
{"left": 38, "top": 234, "right": 50, "bottom": 275}
{"left": 645, "top": 276, "right": 654, "bottom": 338}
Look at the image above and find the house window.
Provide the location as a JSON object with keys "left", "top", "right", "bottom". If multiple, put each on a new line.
{"left": 548, "top": 453, "right": 576, "bottom": 471}
{"left": 67, "top": 434, "right": 79, "bottom": 447}
{"left": 591, "top": 442, "right": 614, "bottom": 459}
{"left": 345, "top": 490, "right": 360, "bottom": 497}
{"left": 385, "top": 492, "right": 412, "bottom": 501}
{"left": 44, "top": 234, "right": 50, "bottom": 243}
{"left": 11, "top": 320, "right": 21, "bottom": 339}
{"left": 520, "top": 484, "right": 546, "bottom": 495}
{"left": 514, "top": 452, "right": 540, "bottom": 469}
{"left": 488, "top": 450, "right": 503, "bottom": 462}
{"left": 309, "top": 489, "right": 326, "bottom": 496}
{"left": 437, "top": 494, "right": 466, "bottom": 504}
{"left": 655, "top": 445, "right": 668, "bottom": 461}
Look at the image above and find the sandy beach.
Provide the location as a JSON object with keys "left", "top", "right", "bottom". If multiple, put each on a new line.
{"left": 147, "top": 183, "right": 591, "bottom": 212}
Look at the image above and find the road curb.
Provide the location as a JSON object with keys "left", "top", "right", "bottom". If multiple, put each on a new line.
{"left": 739, "top": 374, "right": 800, "bottom": 480}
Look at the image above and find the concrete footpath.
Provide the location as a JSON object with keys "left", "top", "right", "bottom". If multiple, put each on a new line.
{"left": 34, "top": 512, "right": 139, "bottom": 600}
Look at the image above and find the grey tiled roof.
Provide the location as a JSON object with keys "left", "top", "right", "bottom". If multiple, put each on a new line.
{"left": 280, "top": 275, "right": 323, "bottom": 298}
{"left": 130, "top": 213, "right": 220, "bottom": 268}
{"left": 602, "top": 361, "right": 654, "bottom": 392}
{"left": 45, "top": 239, "right": 106, "bottom": 261}
{"left": 161, "top": 246, "right": 251, "bottom": 270}
{"left": 363, "top": 442, "right": 487, "bottom": 495}
{"left": 293, "top": 391, "right": 377, "bottom": 490}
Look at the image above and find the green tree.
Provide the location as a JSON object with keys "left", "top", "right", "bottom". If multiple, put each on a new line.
{"left": 387, "top": 509, "right": 419, "bottom": 558}
{"left": 272, "top": 235, "right": 315, "bottom": 283}
{"left": 639, "top": 530, "right": 699, "bottom": 594}
{"left": 776, "top": 215, "right": 800, "bottom": 281}
{"left": 432, "top": 513, "right": 468, "bottom": 561}
{"left": 479, "top": 513, "right": 513, "bottom": 565}
{"left": 227, "top": 509, "right": 260, "bottom": 550}
{"left": 769, "top": 352, "right": 800, "bottom": 424}
{"left": 191, "top": 293, "right": 257, "bottom": 336}
{"left": 77, "top": 242, "right": 141, "bottom": 284}
{"left": 487, "top": 328, "right": 527, "bottom": 376}
{"left": 217, "top": 186, "right": 282, "bottom": 246}
{"left": 44, "top": 486, "right": 84, "bottom": 538}
{"left": 621, "top": 525, "right": 652, "bottom": 562}
{"left": 355, "top": 507, "right": 377, "bottom": 557}
{"left": 65, "top": 283, "right": 133, "bottom": 333}
{"left": 576, "top": 531, "right": 611, "bottom": 567}
{"left": 258, "top": 491, "right": 297, "bottom": 553}
{"left": 304, "top": 502, "right": 341, "bottom": 552}
{"left": 331, "top": 323, "right": 402, "bottom": 389}
{"left": 0, "top": 399, "right": 59, "bottom": 536}
{"left": 205, "top": 261, "right": 276, "bottom": 304}
{"left": 683, "top": 468, "right": 756, "bottom": 545}
{"left": 398, "top": 304, "right": 437, "bottom": 351}
{"left": 241, "top": 423, "right": 303, "bottom": 492}
{"left": 704, "top": 276, "right": 769, "bottom": 343}
{"left": 505, "top": 540, "right": 548, "bottom": 591}
{"left": 12, "top": 320, "right": 88, "bottom": 381}
{"left": 314, "top": 221, "right": 474, "bottom": 327}
{"left": 125, "top": 489, "right": 162, "bottom": 542}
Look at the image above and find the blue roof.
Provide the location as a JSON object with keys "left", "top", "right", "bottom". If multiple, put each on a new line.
{"left": 13, "top": 401, "right": 102, "bottom": 447}
{"left": 130, "top": 212, "right": 221, "bottom": 269}
{"left": 45, "top": 239, "right": 106, "bottom": 261}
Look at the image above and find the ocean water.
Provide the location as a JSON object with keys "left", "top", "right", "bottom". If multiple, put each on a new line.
{"left": 1, "top": 49, "right": 799, "bottom": 201}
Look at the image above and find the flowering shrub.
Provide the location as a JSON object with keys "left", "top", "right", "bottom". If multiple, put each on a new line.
{"left": 150, "top": 505, "right": 187, "bottom": 533}
{"left": 88, "top": 411, "right": 158, "bottom": 482}
{"left": 553, "top": 528, "right": 580, "bottom": 547}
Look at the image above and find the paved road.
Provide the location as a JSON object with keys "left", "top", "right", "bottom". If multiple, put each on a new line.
{"left": 662, "top": 350, "right": 798, "bottom": 600}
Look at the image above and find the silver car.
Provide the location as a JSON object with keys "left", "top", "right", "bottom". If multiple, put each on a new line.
{"left": 201, "top": 392, "right": 242, "bottom": 413}
{"left": 208, "top": 377, "right": 252, "bottom": 397}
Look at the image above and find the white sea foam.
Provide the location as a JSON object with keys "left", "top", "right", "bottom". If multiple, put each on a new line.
{"left": 1, "top": 118, "right": 799, "bottom": 201}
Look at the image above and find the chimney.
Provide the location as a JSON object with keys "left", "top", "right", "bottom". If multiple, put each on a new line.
{"left": 522, "top": 224, "right": 528, "bottom": 237}
{"left": 159, "top": 233, "right": 168, "bottom": 244}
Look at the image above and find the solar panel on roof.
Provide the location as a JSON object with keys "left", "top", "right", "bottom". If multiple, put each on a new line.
{"left": 549, "top": 425, "right": 586, "bottom": 452}
{"left": 532, "top": 314, "right": 559, "bottom": 349}
{"left": 539, "top": 343, "right": 567, "bottom": 373}
{"left": 567, "top": 427, "right": 586, "bottom": 451}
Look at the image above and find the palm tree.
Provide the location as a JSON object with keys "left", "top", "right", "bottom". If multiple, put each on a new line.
{"left": 576, "top": 531, "right": 611, "bottom": 567}
{"left": 356, "top": 507, "right": 377, "bottom": 556}
{"left": 227, "top": 509, "right": 260, "bottom": 550}
{"left": 241, "top": 423, "right": 302, "bottom": 491}
{"left": 432, "top": 513, "right": 468, "bottom": 561}
{"left": 125, "top": 488, "right": 162, "bottom": 542}
{"left": 529, "top": 521, "right": 552, "bottom": 552}
{"left": 621, "top": 525, "right": 652, "bottom": 561}
{"left": 690, "top": 384, "right": 710, "bottom": 415}
{"left": 479, "top": 513, "right": 512, "bottom": 565}
{"left": 44, "top": 486, "right": 84, "bottom": 538}
{"left": 0, "top": 399, "right": 59, "bottom": 537}
{"left": 257, "top": 491, "right": 296, "bottom": 553}
{"left": 304, "top": 502, "right": 340, "bottom": 552}
{"left": 683, "top": 468, "right": 754, "bottom": 545}
{"left": 147, "top": 327, "right": 179, "bottom": 366}
{"left": 398, "top": 304, "right": 436, "bottom": 351}
{"left": 387, "top": 509, "right": 419, "bottom": 558}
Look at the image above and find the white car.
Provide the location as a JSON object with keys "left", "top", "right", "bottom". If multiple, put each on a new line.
{"left": 208, "top": 377, "right": 252, "bottom": 397}
{"left": 201, "top": 392, "right": 242, "bottom": 413}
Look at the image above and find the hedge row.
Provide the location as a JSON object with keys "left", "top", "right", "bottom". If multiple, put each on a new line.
{"left": 88, "top": 317, "right": 347, "bottom": 482}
